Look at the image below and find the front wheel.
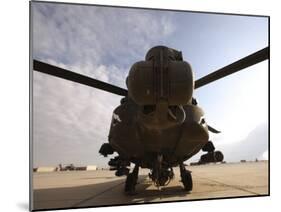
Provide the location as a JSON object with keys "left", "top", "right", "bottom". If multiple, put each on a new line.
{"left": 181, "top": 170, "right": 193, "bottom": 191}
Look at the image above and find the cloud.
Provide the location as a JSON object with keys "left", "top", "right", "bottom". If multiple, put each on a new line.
{"left": 199, "top": 61, "right": 268, "bottom": 146}
{"left": 33, "top": 3, "right": 176, "bottom": 72}
{"left": 190, "top": 122, "right": 268, "bottom": 162}
{"left": 33, "top": 70, "right": 121, "bottom": 167}
{"left": 32, "top": 2, "right": 176, "bottom": 167}
{"left": 219, "top": 122, "right": 268, "bottom": 162}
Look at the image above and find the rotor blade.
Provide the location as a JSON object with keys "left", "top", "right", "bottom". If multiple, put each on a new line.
{"left": 207, "top": 125, "right": 221, "bottom": 134}
{"left": 195, "top": 47, "right": 269, "bottom": 89}
{"left": 33, "top": 60, "right": 128, "bottom": 96}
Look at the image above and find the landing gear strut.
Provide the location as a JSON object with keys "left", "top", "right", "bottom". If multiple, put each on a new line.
{"left": 148, "top": 154, "right": 174, "bottom": 187}
{"left": 124, "top": 164, "right": 139, "bottom": 195}
{"left": 179, "top": 163, "right": 193, "bottom": 191}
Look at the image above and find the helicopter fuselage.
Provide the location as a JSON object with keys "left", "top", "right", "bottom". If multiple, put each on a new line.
{"left": 108, "top": 97, "right": 209, "bottom": 169}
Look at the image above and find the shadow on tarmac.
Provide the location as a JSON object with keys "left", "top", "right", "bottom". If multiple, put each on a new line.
{"left": 33, "top": 174, "right": 189, "bottom": 210}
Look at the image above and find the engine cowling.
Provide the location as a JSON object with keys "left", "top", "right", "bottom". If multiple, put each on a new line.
{"left": 127, "top": 46, "right": 194, "bottom": 106}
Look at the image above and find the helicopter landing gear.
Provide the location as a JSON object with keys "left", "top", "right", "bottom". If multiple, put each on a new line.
{"left": 108, "top": 156, "right": 130, "bottom": 177}
{"left": 199, "top": 141, "right": 224, "bottom": 164}
{"left": 202, "top": 141, "right": 215, "bottom": 152}
{"left": 148, "top": 167, "right": 174, "bottom": 187}
{"left": 179, "top": 163, "right": 193, "bottom": 191}
{"left": 124, "top": 164, "right": 139, "bottom": 195}
{"left": 148, "top": 154, "right": 174, "bottom": 187}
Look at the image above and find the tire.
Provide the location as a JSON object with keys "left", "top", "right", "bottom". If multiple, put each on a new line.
{"left": 182, "top": 170, "right": 193, "bottom": 191}
{"left": 214, "top": 151, "right": 224, "bottom": 162}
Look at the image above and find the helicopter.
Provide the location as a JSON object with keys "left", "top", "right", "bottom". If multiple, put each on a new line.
{"left": 33, "top": 45, "right": 269, "bottom": 194}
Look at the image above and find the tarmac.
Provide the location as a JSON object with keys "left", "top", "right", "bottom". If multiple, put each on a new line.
{"left": 32, "top": 161, "right": 268, "bottom": 210}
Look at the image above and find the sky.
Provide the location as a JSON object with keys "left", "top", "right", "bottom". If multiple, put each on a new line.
{"left": 31, "top": 2, "right": 269, "bottom": 167}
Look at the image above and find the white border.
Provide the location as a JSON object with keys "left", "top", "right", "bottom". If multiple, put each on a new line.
{"left": 1, "top": 0, "right": 279, "bottom": 212}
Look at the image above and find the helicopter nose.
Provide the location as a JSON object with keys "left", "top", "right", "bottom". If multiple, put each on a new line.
{"left": 139, "top": 102, "right": 186, "bottom": 130}
{"left": 167, "top": 105, "right": 186, "bottom": 123}
{"left": 141, "top": 104, "right": 186, "bottom": 122}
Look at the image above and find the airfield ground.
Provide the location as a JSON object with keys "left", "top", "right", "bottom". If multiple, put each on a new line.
{"left": 32, "top": 161, "right": 268, "bottom": 210}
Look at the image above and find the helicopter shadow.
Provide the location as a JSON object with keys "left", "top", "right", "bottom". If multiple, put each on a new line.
{"left": 131, "top": 178, "right": 190, "bottom": 203}
{"left": 33, "top": 177, "right": 127, "bottom": 210}
{"left": 33, "top": 174, "right": 190, "bottom": 210}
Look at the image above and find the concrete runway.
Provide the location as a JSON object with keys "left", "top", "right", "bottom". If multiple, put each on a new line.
{"left": 32, "top": 161, "right": 268, "bottom": 210}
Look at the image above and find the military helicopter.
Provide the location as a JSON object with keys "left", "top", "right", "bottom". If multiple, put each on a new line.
{"left": 33, "top": 45, "right": 269, "bottom": 194}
